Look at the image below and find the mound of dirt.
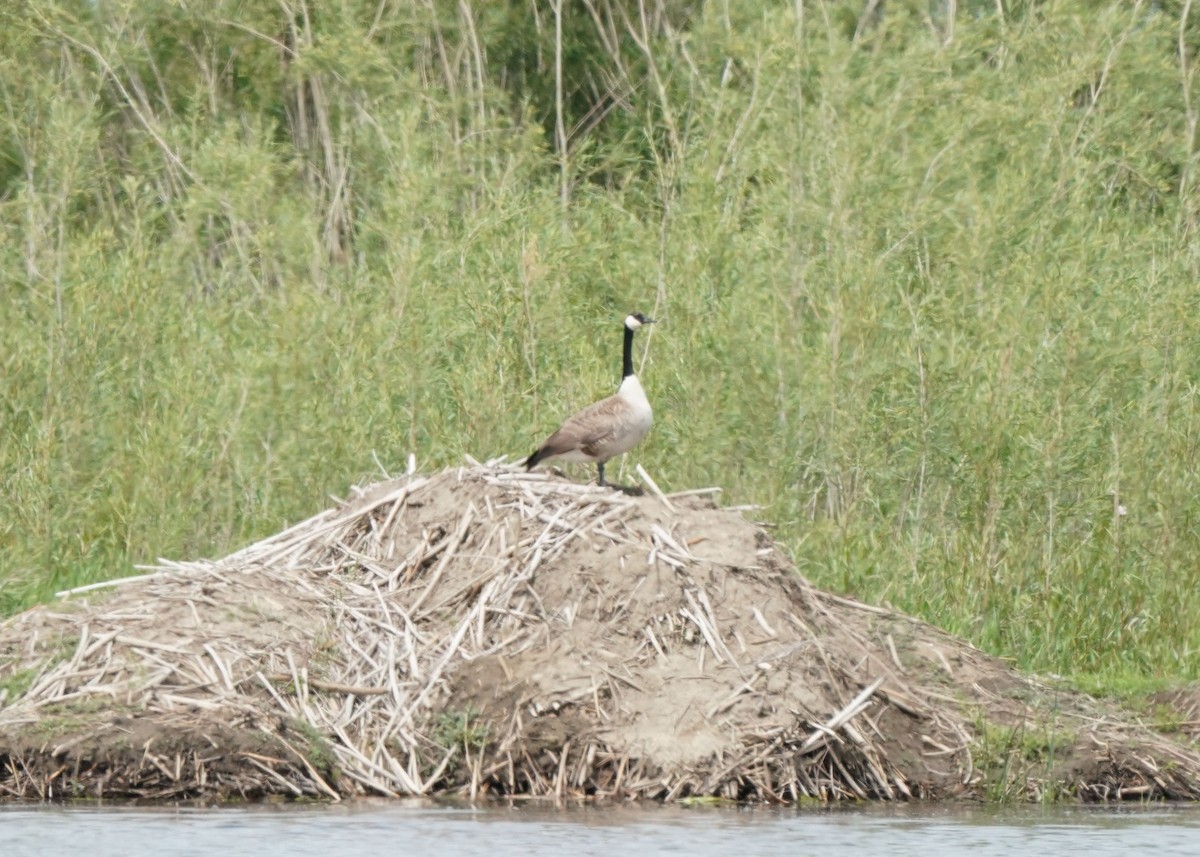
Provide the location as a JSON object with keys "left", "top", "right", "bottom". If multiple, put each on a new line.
{"left": 2, "top": 464, "right": 1200, "bottom": 803}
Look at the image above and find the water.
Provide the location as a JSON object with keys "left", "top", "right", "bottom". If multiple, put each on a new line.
{"left": 4, "top": 800, "right": 1200, "bottom": 857}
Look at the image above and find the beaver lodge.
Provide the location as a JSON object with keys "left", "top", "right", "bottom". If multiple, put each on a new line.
{"left": 3, "top": 462, "right": 1200, "bottom": 803}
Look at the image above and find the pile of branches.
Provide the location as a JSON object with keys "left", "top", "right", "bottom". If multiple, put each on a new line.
{"left": 3, "top": 463, "right": 1200, "bottom": 803}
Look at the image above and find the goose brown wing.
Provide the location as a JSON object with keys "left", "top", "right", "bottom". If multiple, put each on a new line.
{"left": 539, "top": 394, "right": 630, "bottom": 457}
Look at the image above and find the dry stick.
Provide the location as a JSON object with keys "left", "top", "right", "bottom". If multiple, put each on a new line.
{"left": 256, "top": 671, "right": 301, "bottom": 720}
{"left": 409, "top": 503, "right": 476, "bottom": 614}
{"left": 327, "top": 724, "right": 411, "bottom": 794}
{"left": 425, "top": 552, "right": 513, "bottom": 616}
{"left": 266, "top": 674, "right": 389, "bottom": 696}
{"left": 636, "top": 464, "right": 676, "bottom": 513}
{"left": 651, "top": 523, "right": 694, "bottom": 560}
{"left": 276, "top": 733, "right": 341, "bottom": 801}
{"left": 488, "top": 469, "right": 557, "bottom": 483}
{"left": 114, "top": 635, "right": 195, "bottom": 657}
{"left": 187, "top": 651, "right": 222, "bottom": 690}
{"left": 57, "top": 571, "right": 177, "bottom": 598}
{"left": 752, "top": 607, "right": 777, "bottom": 638}
{"left": 667, "top": 487, "right": 722, "bottom": 499}
{"left": 331, "top": 541, "right": 394, "bottom": 579}
{"left": 680, "top": 604, "right": 723, "bottom": 665}
{"left": 384, "top": 594, "right": 480, "bottom": 742}
{"left": 844, "top": 722, "right": 894, "bottom": 798}
{"left": 340, "top": 624, "right": 383, "bottom": 673}
{"left": 951, "top": 721, "right": 975, "bottom": 785}
{"left": 285, "top": 650, "right": 314, "bottom": 723}
{"left": 421, "top": 746, "right": 458, "bottom": 795}
{"left": 799, "top": 676, "right": 886, "bottom": 754}
{"left": 816, "top": 590, "right": 895, "bottom": 617}
{"left": 62, "top": 619, "right": 89, "bottom": 672}
{"left": 825, "top": 748, "right": 869, "bottom": 800}
{"left": 693, "top": 587, "right": 741, "bottom": 670}
{"left": 142, "top": 749, "right": 180, "bottom": 782}
{"left": 520, "top": 748, "right": 551, "bottom": 794}
{"left": 235, "top": 481, "right": 427, "bottom": 567}
{"left": 885, "top": 634, "right": 904, "bottom": 672}
{"left": 156, "top": 693, "right": 226, "bottom": 711}
{"left": 242, "top": 756, "right": 304, "bottom": 796}
{"left": 80, "top": 629, "right": 121, "bottom": 661}
{"left": 345, "top": 593, "right": 414, "bottom": 648}
{"left": 784, "top": 611, "right": 842, "bottom": 701}
{"left": 203, "top": 644, "right": 236, "bottom": 692}
{"left": 705, "top": 671, "right": 763, "bottom": 719}
{"left": 332, "top": 690, "right": 381, "bottom": 733}
{"left": 375, "top": 489, "right": 412, "bottom": 549}
{"left": 385, "top": 528, "right": 434, "bottom": 587}
{"left": 470, "top": 741, "right": 485, "bottom": 800}
{"left": 543, "top": 508, "right": 605, "bottom": 563}
{"left": 524, "top": 503, "right": 574, "bottom": 553}
{"left": 26, "top": 664, "right": 106, "bottom": 706}
{"left": 683, "top": 589, "right": 739, "bottom": 670}
{"left": 650, "top": 548, "right": 684, "bottom": 571}
{"left": 382, "top": 634, "right": 407, "bottom": 708}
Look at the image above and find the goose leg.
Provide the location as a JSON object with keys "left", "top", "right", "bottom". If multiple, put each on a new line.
{"left": 597, "top": 462, "right": 606, "bottom": 487}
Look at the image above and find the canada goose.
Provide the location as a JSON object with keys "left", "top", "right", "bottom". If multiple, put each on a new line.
{"left": 524, "top": 312, "right": 655, "bottom": 487}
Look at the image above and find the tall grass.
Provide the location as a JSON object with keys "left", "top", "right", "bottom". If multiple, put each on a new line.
{"left": 3, "top": 0, "right": 1200, "bottom": 687}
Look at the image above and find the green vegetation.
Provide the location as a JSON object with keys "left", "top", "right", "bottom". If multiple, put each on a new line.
{"left": 1145, "top": 701, "right": 1188, "bottom": 735}
{"left": 29, "top": 697, "right": 122, "bottom": 740}
{"left": 974, "top": 717, "right": 1076, "bottom": 803}
{"left": 0, "top": 633, "right": 78, "bottom": 705}
{"left": 0, "top": 665, "right": 40, "bottom": 705}
{"left": 3, "top": 0, "right": 1200, "bottom": 692}
{"left": 433, "top": 708, "right": 490, "bottom": 757}
{"left": 292, "top": 718, "right": 338, "bottom": 778}
{"left": 678, "top": 795, "right": 731, "bottom": 806}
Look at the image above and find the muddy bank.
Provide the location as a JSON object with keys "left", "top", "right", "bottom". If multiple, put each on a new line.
{"left": 2, "top": 464, "right": 1199, "bottom": 802}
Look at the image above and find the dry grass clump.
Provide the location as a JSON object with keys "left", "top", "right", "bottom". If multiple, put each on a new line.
{"left": 3, "top": 462, "right": 1200, "bottom": 803}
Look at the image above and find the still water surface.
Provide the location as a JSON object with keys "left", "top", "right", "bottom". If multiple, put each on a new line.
{"left": 4, "top": 800, "right": 1200, "bottom": 857}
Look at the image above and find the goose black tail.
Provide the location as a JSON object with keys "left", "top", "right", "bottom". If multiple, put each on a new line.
{"left": 524, "top": 448, "right": 545, "bottom": 470}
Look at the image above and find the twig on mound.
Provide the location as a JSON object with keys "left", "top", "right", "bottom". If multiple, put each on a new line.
{"left": 276, "top": 734, "right": 341, "bottom": 801}
{"left": 409, "top": 504, "right": 477, "bottom": 614}
{"left": 666, "top": 487, "right": 722, "bottom": 499}
{"left": 57, "top": 570, "right": 187, "bottom": 598}
{"left": 706, "top": 670, "right": 765, "bottom": 719}
{"left": 242, "top": 755, "right": 304, "bottom": 796}
{"left": 636, "top": 464, "right": 676, "bottom": 513}
{"left": 265, "top": 674, "right": 389, "bottom": 697}
{"left": 800, "top": 677, "right": 886, "bottom": 754}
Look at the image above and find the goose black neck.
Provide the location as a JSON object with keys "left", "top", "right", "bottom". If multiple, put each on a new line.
{"left": 622, "top": 324, "right": 635, "bottom": 379}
